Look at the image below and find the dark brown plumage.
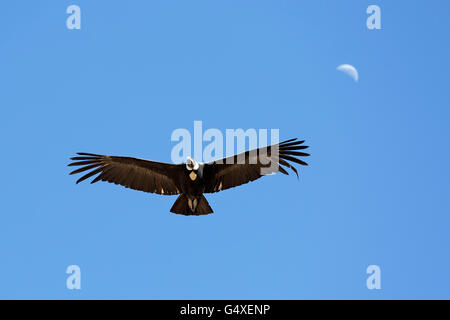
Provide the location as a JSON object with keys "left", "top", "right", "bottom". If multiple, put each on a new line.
{"left": 68, "top": 138, "right": 309, "bottom": 215}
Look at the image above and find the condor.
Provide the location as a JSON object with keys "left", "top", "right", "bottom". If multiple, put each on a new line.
{"left": 68, "top": 138, "right": 309, "bottom": 215}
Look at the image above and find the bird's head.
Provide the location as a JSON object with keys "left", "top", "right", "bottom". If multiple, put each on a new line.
{"left": 186, "top": 157, "right": 199, "bottom": 171}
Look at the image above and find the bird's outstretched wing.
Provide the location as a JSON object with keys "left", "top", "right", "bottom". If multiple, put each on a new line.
{"left": 68, "top": 153, "right": 183, "bottom": 195}
{"left": 203, "top": 138, "right": 309, "bottom": 193}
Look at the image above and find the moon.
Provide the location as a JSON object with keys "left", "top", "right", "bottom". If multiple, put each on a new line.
{"left": 337, "top": 64, "right": 359, "bottom": 82}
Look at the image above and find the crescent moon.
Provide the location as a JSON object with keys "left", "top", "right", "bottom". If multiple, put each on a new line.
{"left": 337, "top": 64, "right": 359, "bottom": 82}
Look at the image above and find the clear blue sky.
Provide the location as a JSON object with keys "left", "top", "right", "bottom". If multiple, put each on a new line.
{"left": 0, "top": 1, "right": 449, "bottom": 299}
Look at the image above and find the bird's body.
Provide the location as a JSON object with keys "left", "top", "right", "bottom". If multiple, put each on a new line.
{"left": 172, "top": 159, "right": 212, "bottom": 214}
{"left": 68, "top": 138, "right": 309, "bottom": 215}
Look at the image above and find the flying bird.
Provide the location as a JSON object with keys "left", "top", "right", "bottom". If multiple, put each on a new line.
{"left": 68, "top": 138, "right": 309, "bottom": 215}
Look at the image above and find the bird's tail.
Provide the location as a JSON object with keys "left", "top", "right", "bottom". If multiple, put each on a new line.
{"left": 170, "top": 194, "right": 213, "bottom": 216}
